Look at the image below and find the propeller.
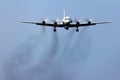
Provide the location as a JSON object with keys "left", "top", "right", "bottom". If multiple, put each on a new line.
{"left": 73, "top": 18, "right": 81, "bottom": 23}
{"left": 40, "top": 18, "right": 48, "bottom": 23}
{"left": 52, "top": 18, "right": 60, "bottom": 23}
{"left": 73, "top": 18, "right": 82, "bottom": 25}
{"left": 84, "top": 18, "right": 93, "bottom": 23}
{"left": 83, "top": 18, "right": 93, "bottom": 24}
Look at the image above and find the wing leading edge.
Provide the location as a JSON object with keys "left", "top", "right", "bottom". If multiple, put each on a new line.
{"left": 21, "top": 21, "right": 111, "bottom": 27}
{"left": 21, "top": 22, "right": 64, "bottom": 27}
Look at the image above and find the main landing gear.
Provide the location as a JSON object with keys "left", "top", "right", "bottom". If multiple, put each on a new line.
{"left": 53, "top": 27, "right": 57, "bottom": 32}
{"left": 76, "top": 27, "right": 79, "bottom": 32}
{"left": 53, "top": 26, "right": 79, "bottom": 32}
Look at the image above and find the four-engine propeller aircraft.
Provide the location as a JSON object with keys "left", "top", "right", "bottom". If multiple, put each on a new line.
{"left": 22, "top": 10, "right": 111, "bottom": 32}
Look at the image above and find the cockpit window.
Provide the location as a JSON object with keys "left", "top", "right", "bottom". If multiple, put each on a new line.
{"left": 65, "top": 16, "right": 70, "bottom": 20}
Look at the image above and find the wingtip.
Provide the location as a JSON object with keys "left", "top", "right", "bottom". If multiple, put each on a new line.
{"left": 96, "top": 21, "right": 112, "bottom": 24}
{"left": 20, "top": 22, "right": 37, "bottom": 24}
{"left": 20, "top": 21, "right": 27, "bottom": 23}
{"left": 21, "top": 22, "right": 24, "bottom": 23}
{"left": 107, "top": 22, "right": 112, "bottom": 23}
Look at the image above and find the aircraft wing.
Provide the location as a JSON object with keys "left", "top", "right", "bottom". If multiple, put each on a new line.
{"left": 21, "top": 21, "right": 111, "bottom": 27}
{"left": 94, "top": 22, "right": 112, "bottom": 24}
{"left": 21, "top": 22, "right": 64, "bottom": 27}
{"left": 68, "top": 22, "right": 111, "bottom": 27}
{"left": 21, "top": 22, "right": 38, "bottom": 24}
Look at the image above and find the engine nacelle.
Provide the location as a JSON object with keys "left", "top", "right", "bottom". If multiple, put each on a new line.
{"left": 88, "top": 21, "right": 91, "bottom": 24}
{"left": 76, "top": 21, "right": 80, "bottom": 25}
{"left": 42, "top": 21, "right": 46, "bottom": 24}
{"left": 54, "top": 21, "right": 57, "bottom": 26}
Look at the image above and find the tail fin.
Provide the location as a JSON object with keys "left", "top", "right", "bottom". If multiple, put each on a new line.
{"left": 63, "top": 9, "right": 66, "bottom": 18}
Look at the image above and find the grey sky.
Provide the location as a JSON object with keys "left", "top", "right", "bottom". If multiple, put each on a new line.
{"left": 0, "top": 0, "right": 120, "bottom": 80}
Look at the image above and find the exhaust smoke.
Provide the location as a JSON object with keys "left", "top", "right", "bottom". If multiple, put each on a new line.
{"left": 4, "top": 27, "right": 91, "bottom": 80}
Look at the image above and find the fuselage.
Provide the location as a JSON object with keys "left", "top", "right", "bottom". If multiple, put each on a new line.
{"left": 62, "top": 16, "right": 72, "bottom": 25}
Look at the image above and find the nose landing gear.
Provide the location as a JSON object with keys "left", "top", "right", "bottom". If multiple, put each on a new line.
{"left": 65, "top": 27, "right": 69, "bottom": 30}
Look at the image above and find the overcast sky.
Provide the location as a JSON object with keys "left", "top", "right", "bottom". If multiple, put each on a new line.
{"left": 0, "top": 0, "right": 120, "bottom": 80}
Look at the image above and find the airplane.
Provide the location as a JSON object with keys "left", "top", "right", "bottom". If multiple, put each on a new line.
{"left": 21, "top": 10, "right": 111, "bottom": 32}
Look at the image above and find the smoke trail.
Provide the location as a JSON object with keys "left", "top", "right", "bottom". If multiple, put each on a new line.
{"left": 46, "top": 31, "right": 59, "bottom": 60}
{"left": 3, "top": 26, "right": 46, "bottom": 80}
{"left": 51, "top": 27, "right": 92, "bottom": 80}
{"left": 4, "top": 27, "right": 91, "bottom": 80}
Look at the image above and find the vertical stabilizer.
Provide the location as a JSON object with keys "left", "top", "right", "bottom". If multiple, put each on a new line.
{"left": 63, "top": 9, "right": 66, "bottom": 18}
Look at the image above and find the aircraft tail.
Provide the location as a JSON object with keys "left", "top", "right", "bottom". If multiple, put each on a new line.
{"left": 63, "top": 9, "right": 66, "bottom": 18}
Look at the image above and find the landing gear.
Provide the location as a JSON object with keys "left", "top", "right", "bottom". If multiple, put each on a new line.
{"left": 65, "top": 26, "right": 69, "bottom": 30}
{"left": 53, "top": 29, "right": 56, "bottom": 32}
{"left": 76, "top": 27, "right": 79, "bottom": 32}
{"left": 53, "top": 27, "right": 57, "bottom": 32}
{"left": 76, "top": 29, "right": 79, "bottom": 32}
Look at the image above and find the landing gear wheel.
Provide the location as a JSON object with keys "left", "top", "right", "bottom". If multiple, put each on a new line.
{"left": 53, "top": 29, "right": 56, "bottom": 32}
{"left": 76, "top": 27, "right": 79, "bottom": 32}
{"left": 65, "top": 27, "right": 69, "bottom": 30}
{"left": 76, "top": 29, "right": 79, "bottom": 32}
{"left": 53, "top": 27, "right": 57, "bottom": 32}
